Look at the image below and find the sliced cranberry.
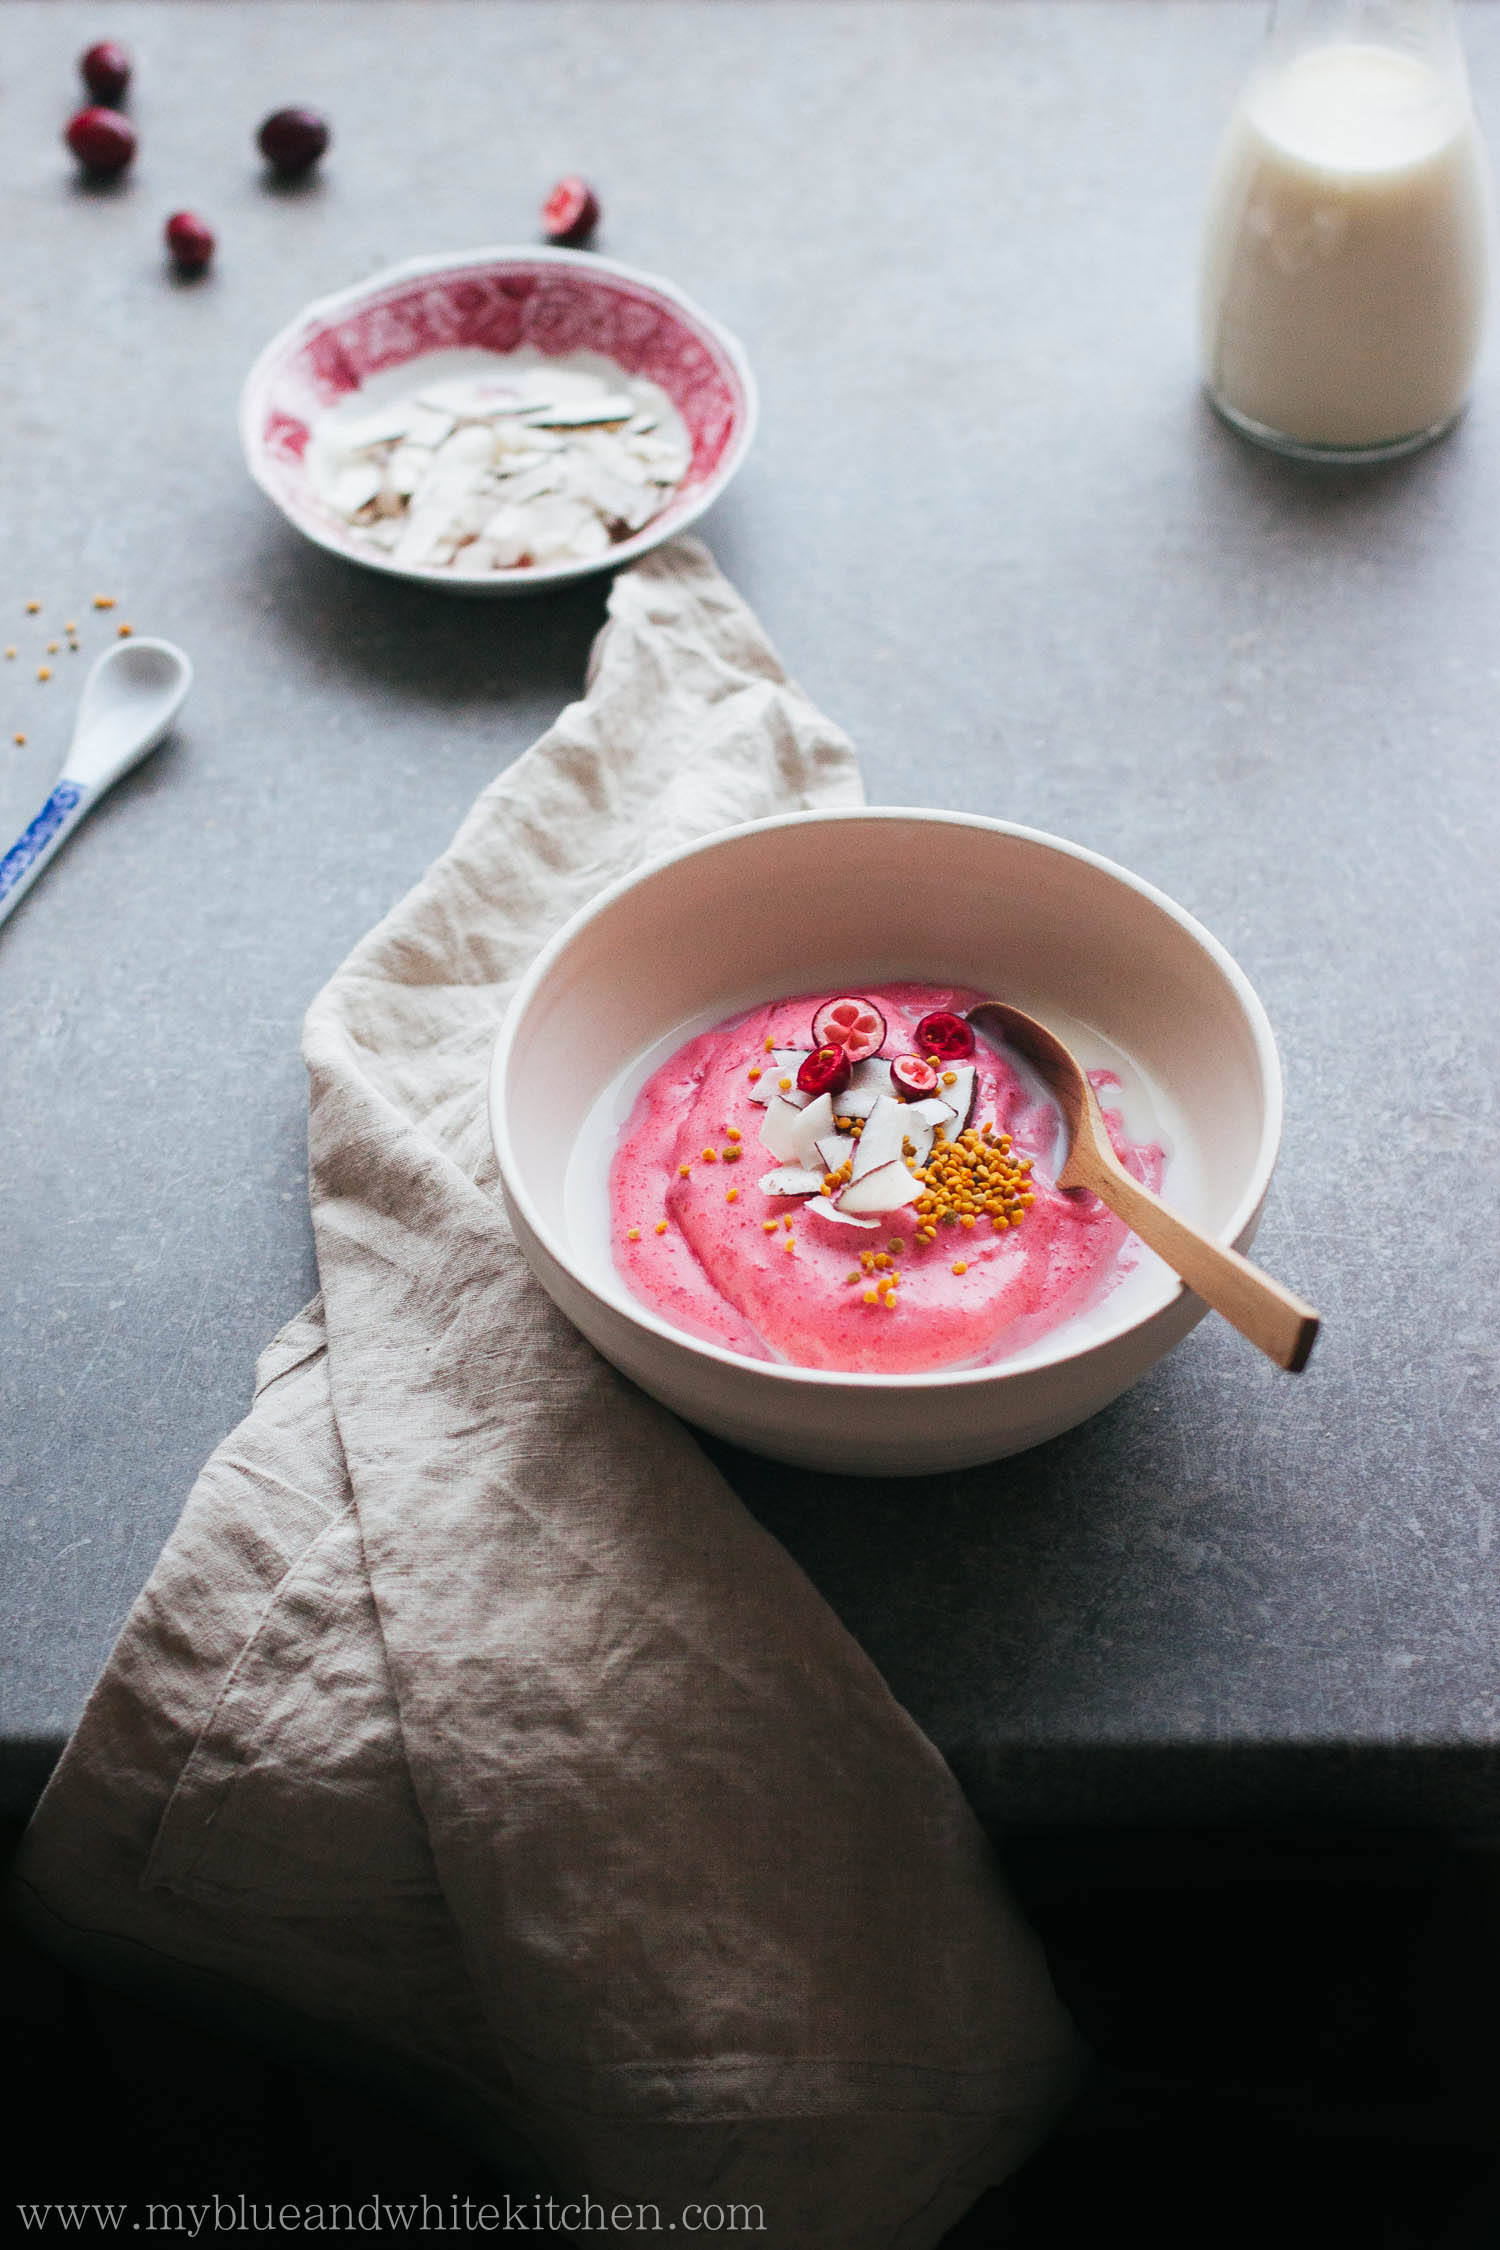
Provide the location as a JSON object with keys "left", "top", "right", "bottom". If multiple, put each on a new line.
{"left": 809, "top": 995, "right": 886, "bottom": 1063}
{"left": 165, "top": 210, "right": 215, "bottom": 276}
{"left": 796, "top": 1045, "right": 852, "bottom": 1100}
{"left": 65, "top": 106, "right": 136, "bottom": 177}
{"left": 890, "top": 1054, "right": 939, "bottom": 1099}
{"left": 80, "top": 41, "right": 131, "bottom": 104}
{"left": 913, "top": 1010, "right": 975, "bottom": 1062}
{"left": 257, "top": 107, "right": 330, "bottom": 178}
{"left": 542, "top": 175, "right": 600, "bottom": 246}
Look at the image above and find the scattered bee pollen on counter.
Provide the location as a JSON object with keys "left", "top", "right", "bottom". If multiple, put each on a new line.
{"left": 747, "top": 1067, "right": 762, "bottom": 1082}
{"left": 888, "top": 1237, "right": 905, "bottom": 1252}
{"left": 762, "top": 1219, "right": 779, "bottom": 1233}
{"left": 626, "top": 1226, "right": 640, "bottom": 1241}
{"left": 778, "top": 1076, "right": 792, "bottom": 1091}
{"left": 655, "top": 1220, "right": 668, "bottom": 1235}
{"left": 721, "top": 1146, "right": 741, "bottom": 1162}
{"left": 3, "top": 648, "right": 13, "bottom": 660}
{"left": 725, "top": 1126, "right": 741, "bottom": 1141}
{"left": 678, "top": 1163, "right": 692, "bottom": 1178}
{"left": 13, "top": 731, "right": 25, "bottom": 745}
{"left": 25, "top": 600, "right": 40, "bottom": 614}
{"left": 845, "top": 1270, "right": 860, "bottom": 1284}
{"left": 952, "top": 1261, "right": 969, "bottom": 1275}
{"left": 36, "top": 666, "right": 50, "bottom": 681}
{"left": 117, "top": 624, "right": 133, "bottom": 638}
{"left": 63, "top": 621, "right": 77, "bottom": 634}
{"left": 782, "top": 1216, "right": 794, "bottom": 1232}
{"left": 700, "top": 1146, "right": 718, "bottom": 1162}
{"left": 873, "top": 1253, "right": 891, "bottom": 1269}
{"left": 862, "top": 1289, "right": 879, "bottom": 1304}
{"left": 93, "top": 596, "right": 115, "bottom": 609}
{"left": 783, "top": 1237, "right": 796, "bottom": 1254}
{"left": 45, "top": 643, "right": 58, "bottom": 655}
{"left": 725, "top": 1187, "right": 738, "bottom": 1203}
{"left": 763, "top": 1036, "right": 775, "bottom": 1052}
{"left": 942, "top": 1070, "right": 957, "bottom": 1086}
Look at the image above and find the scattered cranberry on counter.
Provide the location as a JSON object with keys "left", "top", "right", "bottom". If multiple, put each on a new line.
{"left": 541, "top": 176, "right": 600, "bottom": 246}
{"left": 165, "top": 210, "right": 215, "bottom": 276}
{"left": 80, "top": 40, "right": 131, "bottom": 104}
{"left": 65, "top": 106, "right": 136, "bottom": 177}
{"left": 257, "top": 107, "right": 330, "bottom": 178}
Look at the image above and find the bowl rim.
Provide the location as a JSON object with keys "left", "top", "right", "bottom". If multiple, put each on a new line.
{"left": 490, "top": 805, "right": 1286, "bottom": 1390}
{"left": 238, "top": 243, "right": 760, "bottom": 591}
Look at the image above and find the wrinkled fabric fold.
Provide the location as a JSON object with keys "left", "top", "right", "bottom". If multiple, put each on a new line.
{"left": 15, "top": 541, "right": 1078, "bottom": 2247}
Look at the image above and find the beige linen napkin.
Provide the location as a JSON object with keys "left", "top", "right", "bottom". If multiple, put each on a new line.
{"left": 14, "top": 541, "right": 1078, "bottom": 2246}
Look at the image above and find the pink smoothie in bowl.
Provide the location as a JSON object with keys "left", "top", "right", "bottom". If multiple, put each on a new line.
{"left": 608, "top": 984, "right": 1165, "bottom": 1375}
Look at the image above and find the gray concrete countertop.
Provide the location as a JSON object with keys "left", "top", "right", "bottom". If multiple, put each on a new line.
{"left": 3, "top": 2, "right": 1497, "bottom": 1828}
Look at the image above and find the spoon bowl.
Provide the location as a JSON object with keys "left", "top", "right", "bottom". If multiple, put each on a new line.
{"left": 65, "top": 637, "right": 194, "bottom": 791}
{"left": 967, "top": 999, "right": 1320, "bottom": 1373}
{"left": 0, "top": 636, "right": 192, "bottom": 930}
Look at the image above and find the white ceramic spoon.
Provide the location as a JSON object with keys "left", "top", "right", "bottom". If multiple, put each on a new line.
{"left": 0, "top": 637, "right": 192, "bottom": 930}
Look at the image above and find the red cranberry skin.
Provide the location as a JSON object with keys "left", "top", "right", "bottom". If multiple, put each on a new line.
{"left": 165, "top": 210, "right": 215, "bottom": 276}
{"left": 65, "top": 106, "right": 136, "bottom": 177}
{"left": 542, "top": 175, "right": 600, "bottom": 246}
{"left": 80, "top": 40, "right": 131, "bottom": 104}
{"left": 913, "top": 1010, "right": 976, "bottom": 1063}
{"left": 796, "top": 1045, "right": 853, "bottom": 1100}
{"left": 890, "top": 1054, "right": 940, "bottom": 1100}
{"left": 257, "top": 107, "right": 330, "bottom": 178}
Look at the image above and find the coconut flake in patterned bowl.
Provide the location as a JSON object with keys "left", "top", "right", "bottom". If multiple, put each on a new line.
{"left": 239, "top": 248, "right": 757, "bottom": 594}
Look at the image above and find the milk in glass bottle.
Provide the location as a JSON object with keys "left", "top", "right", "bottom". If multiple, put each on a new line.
{"left": 1200, "top": 0, "right": 1493, "bottom": 460}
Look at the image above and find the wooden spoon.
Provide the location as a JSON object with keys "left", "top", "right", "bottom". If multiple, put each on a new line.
{"left": 966, "top": 1002, "right": 1320, "bottom": 1373}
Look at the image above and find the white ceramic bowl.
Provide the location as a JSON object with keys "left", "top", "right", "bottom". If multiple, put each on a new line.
{"left": 240, "top": 247, "right": 757, "bottom": 594}
{"left": 489, "top": 809, "right": 1284, "bottom": 1475}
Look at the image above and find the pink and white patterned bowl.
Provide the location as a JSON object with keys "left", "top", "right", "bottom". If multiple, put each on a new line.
{"left": 239, "top": 247, "right": 757, "bottom": 595}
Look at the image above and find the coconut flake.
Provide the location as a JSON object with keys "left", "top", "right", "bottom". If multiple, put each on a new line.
{"left": 905, "top": 1096, "right": 956, "bottom": 1129}
{"left": 331, "top": 462, "right": 383, "bottom": 517}
{"left": 401, "top": 405, "right": 457, "bottom": 450}
{"left": 937, "top": 1065, "right": 976, "bottom": 1132}
{"left": 758, "top": 1090, "right": 833, "bottom": 1169}
{"left": 900, "top": 1114, "right": 938, "bottom": 1170}
{"left": 524, "top": 396, "right": 635, "bottom": 427}
{"left": 758, "top": 1166, "right": 826, "bottom": 1198}
{"left": 848, "top": 1058, "right": 894, "bottom": 1099}
{"left": 837, "top": 1161, "right": 921, "bottom": 1216}
{"left": 848, "top": 1095, "right": 909, "bottom": 1181}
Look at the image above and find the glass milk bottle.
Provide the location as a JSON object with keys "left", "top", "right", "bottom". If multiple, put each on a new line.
{"left": 1199, "top": 0, "right": 1493, "bottom": 460}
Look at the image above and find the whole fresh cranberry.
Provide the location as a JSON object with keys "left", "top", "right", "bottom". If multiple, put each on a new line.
{"left": 80, "top": 40, "right": 132, "bottom": 104}
{"left": 257, "top": 107, "right": 330, "bottom": 178}
{"left": 65, "top": 106, "right": 136, "bottom": 178}
{"left": 541, "top": 175, "right": 600, "bottom": 246}
{"left": 165, "top": 210, "right": 215, "bottom": 276}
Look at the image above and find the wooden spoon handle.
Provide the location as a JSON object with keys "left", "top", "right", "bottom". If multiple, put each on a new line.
{"left": 1068, "top": 1135, "right": 1320, "bottom": 1373}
